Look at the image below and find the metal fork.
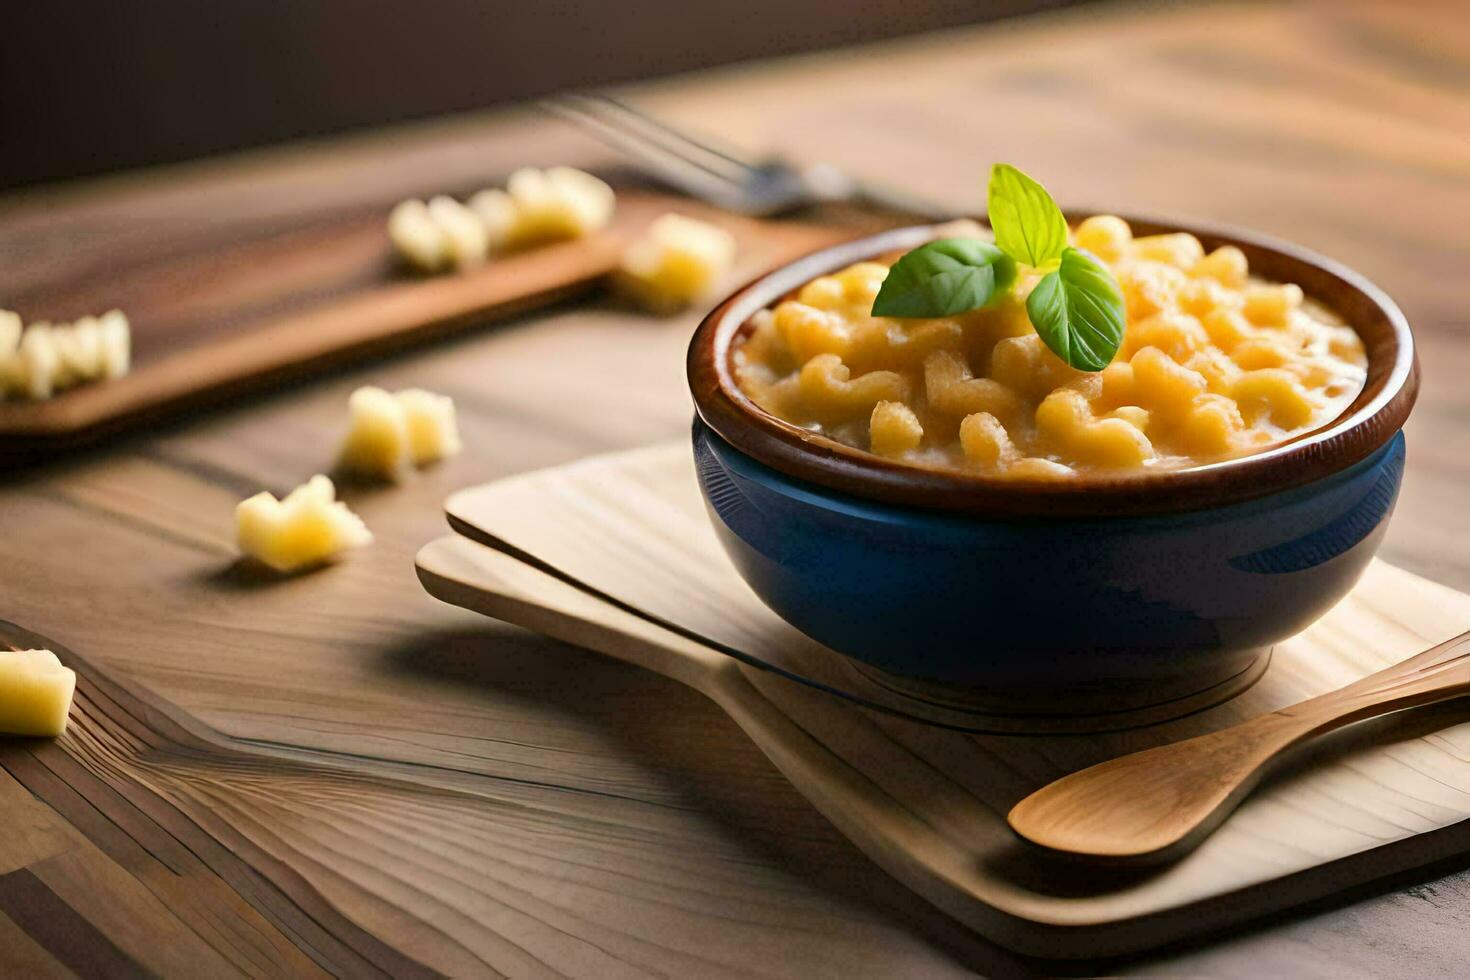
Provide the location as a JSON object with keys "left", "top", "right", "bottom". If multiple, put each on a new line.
{"left": 542, "top": 92, "right": 955, "bottom": 221}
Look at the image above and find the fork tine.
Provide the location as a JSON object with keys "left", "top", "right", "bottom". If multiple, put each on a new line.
{"left": 565, "top": 93, "right": 761, "bottom": 180}
{"left": 542, "top": 97, "right": 751, "bottom": 209}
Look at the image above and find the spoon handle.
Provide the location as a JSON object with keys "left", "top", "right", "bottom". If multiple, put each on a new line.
{"left": 1008, "top": 630, "right": 1470, "bottom": 863}
{"left": 1285, "top": 630, "right": 1470, "bottom": 730}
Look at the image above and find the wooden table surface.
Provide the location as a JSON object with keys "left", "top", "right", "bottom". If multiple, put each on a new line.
{"left": 3, "top": 0, "right": 1469, "bottom": 975}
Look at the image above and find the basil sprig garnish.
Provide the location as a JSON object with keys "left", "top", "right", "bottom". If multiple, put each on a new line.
{"left": 869, "top": 163, "right": 1127, "bottom": 372}
{"left": 987, "top": 163, "right": 1069, "bottom": 270}
{"left": 870, "top": 239, "right": 1016, "bottom": 318}
{"left": 1025, "top": 247, "right": 1126, "bottom": 372}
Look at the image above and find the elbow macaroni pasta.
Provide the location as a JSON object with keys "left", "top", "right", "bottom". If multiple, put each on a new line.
{"left": 390, "top": 167, "right": 615, "bottom": 273}
{"left": 733, "top": 216, "right": 1367, "bottom": 479}
{"left": 0, "top": 309, "right": 130, "bottom": 401}
{"left": 616, "top": 213, "right": 737, "bottom": 312}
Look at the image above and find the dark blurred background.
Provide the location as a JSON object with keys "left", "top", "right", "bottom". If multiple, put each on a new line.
{"left": 0, "top": 0, "right": 1086, "bottom": 190}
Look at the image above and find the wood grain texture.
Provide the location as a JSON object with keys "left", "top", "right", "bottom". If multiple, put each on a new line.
{"left": 1, "top": 0, "right": 1469, "bottom": 974}
{"left": 422, "top": 443, "right": 1470, "bottom": 956}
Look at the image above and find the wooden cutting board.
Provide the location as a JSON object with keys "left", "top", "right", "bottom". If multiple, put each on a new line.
{"left": 415, "top": 443, "right": 1470, "bottom": 958}
{"left": 0, "top": 185, "right": 852, "bottom": 454}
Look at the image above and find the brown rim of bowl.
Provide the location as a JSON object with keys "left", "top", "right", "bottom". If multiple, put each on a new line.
{"left": 688, "top": 214, "right": 1419, "bottom": 518}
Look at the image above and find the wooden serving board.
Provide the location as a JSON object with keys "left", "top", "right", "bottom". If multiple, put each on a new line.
{"left": 0, "top": 185, "right": 851, "bottom": 454}
{"left": 417, "top": 443, "right": 1470, "bottom": 958}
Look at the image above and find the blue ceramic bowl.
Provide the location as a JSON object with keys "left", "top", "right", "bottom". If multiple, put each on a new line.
{"left": 688, "top": 220, "right": 1418, "bottom": 701}
{"left": 695, "top": 418, "right": 1403, "bottom": 692}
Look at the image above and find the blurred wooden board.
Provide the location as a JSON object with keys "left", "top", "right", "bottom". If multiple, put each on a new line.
{"left": 0, "top": 185, "right": 851, "bottom": 453}
{"left": 419, "top": 444, "right": 1470, "bottom": 957}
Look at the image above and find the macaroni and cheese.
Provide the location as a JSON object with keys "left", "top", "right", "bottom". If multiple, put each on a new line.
{"left": 733, "top": 217, "right": 1367, "bottom": 478}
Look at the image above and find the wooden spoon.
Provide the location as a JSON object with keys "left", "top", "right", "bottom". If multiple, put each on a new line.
{"left": 1008, "top": 630, "right": 1470, "bottom": 864}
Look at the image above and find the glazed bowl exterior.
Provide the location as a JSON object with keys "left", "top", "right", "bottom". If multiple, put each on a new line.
{"left": 695, "top": 419, "right": 1404, "bottom": 690}
{"left": 687, "top": 217, "right": 1418, "bottom": 692}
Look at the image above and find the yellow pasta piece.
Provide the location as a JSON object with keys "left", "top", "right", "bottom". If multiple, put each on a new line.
{"left": 1231, "top": 336, "right": 1291, "bottom": 370}
{"left": 236, "top": 475, "right": 372, "bottom": 573}
{"left": 618, "top": 213, "right": 737, "bottom": 312}
{"left": 1243, "top": 283, "right": 1304, "bottom": 327}
{"left": 1125, "top": 311, "right": 1208, "bottom": 360}
{"left": 774, "top": 302, "right": 852, "bottom": 363}
{"left": 0, "top": 650, "right": 76, "bottom": 738}
{"left": 870, "top": 401, "right": 924, "bottom": 457}
{"left": 1035, "top": 388, "right": 1155, "bottom": 468}
{"left": 1200, "top": 308, "right": 1254, "bottom": 352}
{"left": 1116, "top": 260, "right": 1187, "bottom": 321}
{"left": 1109, "top": 406, "right": 1151, "bottom": 433}
{"left": 338, "top": 386, "right": 462, "bottom": 479}
{"left": 1073, "top": 215, "right": 1132, "bottom": 262}
{"left": 397, "top": 388, "right": 462, "bottom": 465}
{"left": 1131, "top": 346, "right": 1208, "bottom": 413}
{"left": 1175, "top": 394, "right": 1246, "bottom": 456}
{"left": 1130, "top": 233, "right": 1205, "bottom": 269}
{"left": 500, "top": 166, "right": 615, "bottom": 247}
{"left": 1232, "top": 369, "right": 1317, "bottom": 429}
{"left": 924, "top": 350, "right": 1024, "bottom": 425}
{"left": 1007, "top": 457, "right": 1076, "bottom": 480}
{"left": 338, "top": 386, "right": 411, "bottom": 479}
{"left": 958, "top": 412, "right": 1015, "bottom": 467}
{"left": 1191, "top": 246, "right": 1249, "bottom": 289}
{"left": 798, "top": 355, "right": 909, "bottom": 423}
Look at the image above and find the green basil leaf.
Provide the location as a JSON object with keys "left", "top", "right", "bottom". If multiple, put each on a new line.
{"left": 987, "top": 163, "right": 1069, "bottom": 269}
{"left": 870, "top": 238, "right": 1017, "bottom": 319}
{"left": 1025, "top": 247, "right": 1126, "bottom": 371}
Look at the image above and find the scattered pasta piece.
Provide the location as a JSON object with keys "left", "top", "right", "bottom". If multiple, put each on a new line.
{"left": 338, "top": 386, "right": 411, "bottom": 478}
{"left": 427, "top": 196, "right": 489, "bottom": 270}
{"left": 0, "top": 310, "right": 20, "bottom": 359}
{"left": 388, "top": 197, "right": 487, "bottom": 272}
{"left": 616, "top": 213, "right": 737, "bottom": 312}
{"left": 0, "top": 309, "right": 130, "bottom": 401}
{"left": 489, "top": 166, "right": 616, "bottom": 249}
{"left": 0, "top": 650, "right": 76, "bottom": 738}
{"left": 236, "top": 475, "right": 372, "bottom": 573}
{"left": 337, "top": 386, "right": 461, "bottom": 479}
{"left": 391, "top": 167, "right": 615, "bottom": 274}
{"left": 388, "top": 200, "right": 450, "bottom": 272}
{"left": 397, "top": 388, "right": 462, "bottom": 465}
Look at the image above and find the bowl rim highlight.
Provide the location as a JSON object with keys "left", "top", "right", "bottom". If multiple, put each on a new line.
{"left": 687, "top": 214, "right": 1418, "bottom": 518}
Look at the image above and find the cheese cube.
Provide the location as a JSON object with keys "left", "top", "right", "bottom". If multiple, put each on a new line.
{"left": 338, "top": 386, "right": 411, "bottom": 479}
{"left": 236, "top": 475, "right": 372, "bottom": 573}
{"left": 396, "top": 388, "right": 462, "bottom": 465}
{"left": 617, "top": 213, "right": 737, "bottom": 312}
{"left": 0, "top": 650, "right": 76, "bottom": 738}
